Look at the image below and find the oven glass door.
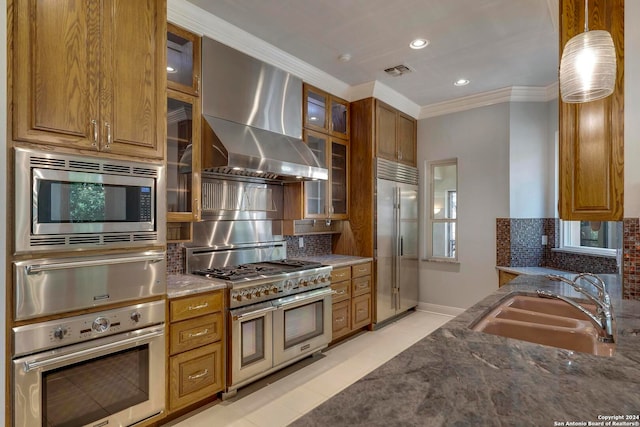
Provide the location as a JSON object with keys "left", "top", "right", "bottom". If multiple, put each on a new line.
{"left": 43, "top": 346, "right": 149, "bottom": 426}
{"left": 13, "top": 326, "right": 165, "bottom": 427}
{"left": 273, "top": 289, "right": 333, "bottom": 366}
{"left": 230, "top": 304, "right": 274, "bottom": 388}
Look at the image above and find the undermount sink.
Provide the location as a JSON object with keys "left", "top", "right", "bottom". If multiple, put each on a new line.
{"left": 472, "top": 295, "right": 615, "bottom": 357}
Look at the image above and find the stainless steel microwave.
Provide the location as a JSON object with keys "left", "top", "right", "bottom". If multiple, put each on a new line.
{"left": 14, "top": 147, "right": 166, "bottom": 253}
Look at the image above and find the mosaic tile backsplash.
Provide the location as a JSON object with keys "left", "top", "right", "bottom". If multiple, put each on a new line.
{"left": 623, "top": 218, "right": 640, "bottom": 300}
{"left": 496, "top": 218, "right": 620, "bottom": 280}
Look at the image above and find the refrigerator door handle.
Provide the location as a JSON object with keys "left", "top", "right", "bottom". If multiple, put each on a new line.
{"left": 400, "top": 236, "right": 403, "bottom": 256}
{"left": 395, "top": 186, "right": 402, "bottom": 310}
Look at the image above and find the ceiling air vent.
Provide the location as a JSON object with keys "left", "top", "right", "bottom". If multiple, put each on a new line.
{"left": 384, "top": 64, "right": 413, "bottom": 77}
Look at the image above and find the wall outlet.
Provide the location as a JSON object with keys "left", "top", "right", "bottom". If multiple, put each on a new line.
{"left": 541, "top": 235, "right": 548, "bottom": 246}
{"left": 298, "top": 237, "right": 304, "bottom": 248}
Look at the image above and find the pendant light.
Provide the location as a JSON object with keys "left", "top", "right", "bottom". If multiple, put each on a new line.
{"left": 559, "top": 0, "right": 616, "bottom": 103}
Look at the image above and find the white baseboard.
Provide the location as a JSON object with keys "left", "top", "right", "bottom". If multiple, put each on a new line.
{"left": 417, "top": 302, "right": 465, "bottom": 317}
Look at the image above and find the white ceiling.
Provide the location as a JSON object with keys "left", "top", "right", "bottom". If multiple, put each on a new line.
{"left": 184, "top": 0, "right": 559, "bottom": 108}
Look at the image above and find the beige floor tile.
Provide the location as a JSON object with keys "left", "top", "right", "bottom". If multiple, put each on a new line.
{"left": 171, "top": 310, "right": 451, "bottom": 427}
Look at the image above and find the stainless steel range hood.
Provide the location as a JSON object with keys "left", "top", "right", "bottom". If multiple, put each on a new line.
{"left": 201, "top": 37, "right": 328, "bottom": 181}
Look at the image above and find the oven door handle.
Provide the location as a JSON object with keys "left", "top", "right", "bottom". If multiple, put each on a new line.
{"left": 275, "top": 288, "right": 335, "bottom": 309}
{"left": 25, "top": 254, "right": 165, "bottom": 274}
{"left": 232, "top": 306, "right": 276, "bottom": 321}
{"left": 23, "top": 327, "right": 164, "bottom": 373}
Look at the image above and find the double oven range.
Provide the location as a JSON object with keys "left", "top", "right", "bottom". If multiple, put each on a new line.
{"left": 186, "top": 241, "right": 333, "bottom": 398}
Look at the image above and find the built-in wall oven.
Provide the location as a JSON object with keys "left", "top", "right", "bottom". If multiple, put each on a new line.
{"left": 12, "top": 301, "right": 165, "bottom": 427}
{"left": 14, "top": 146, "right": 166, "bottom": 253}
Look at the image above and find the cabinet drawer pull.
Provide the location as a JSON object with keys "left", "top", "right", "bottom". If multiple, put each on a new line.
{"left": 358, "top": 309, "right": 365, "bottom": 313}
{"left": 357, "top": 283, "right": 368, "bottom": 289}
{"left": 91, "top": 119, "right": 98, "bottom": 148}
{"left": 187, "top": 329, "right": 209, "bottom": 338}
{"left": 187, "top": 369, "right": 209, "bottom": 381}
{"left": 335, "top": 316, "right": 345, "bottom": 322}
{"left": 336, "top": 290, "right": 346, "bottom": 295}
{"left": 188, "top": 302, "right": 209, "bottom": 311}
{"left": 104, "top": 121, "right": 112, "bottom": 150}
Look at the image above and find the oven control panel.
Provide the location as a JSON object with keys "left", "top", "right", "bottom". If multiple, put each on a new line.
{"left": 229, "top": 268, "right": 332, "bottom": 308}
{"left": 12, "top": 300, "right": 165, "bottom": 358}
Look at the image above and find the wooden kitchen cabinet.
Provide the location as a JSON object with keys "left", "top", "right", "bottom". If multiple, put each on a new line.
{"left": 376, "top": 101, "right": 417, "bottom": 167}
{"left": 168, "top": 290, "right": 225, "bottom": 412}
{"left": 304, "top": 84, "right": 349, "bottom": 140}
{"left": 558, "top": 0, "right": 624, "bottom": 221}
{"left": 330, "top": 262, "right": 372, "bottom": 343}
{"left": 167, "top": 22, "right": 201, "bottom": 96}
{"left": 498, "top": 270, "right": 520, "bottom": 287}
{"left": 12, "top": 0, "right": 166, "bottom": 160}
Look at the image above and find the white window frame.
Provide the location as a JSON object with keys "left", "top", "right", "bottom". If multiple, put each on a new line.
{"left": 559, "top": 220, "right": 617, "bottom": 258}
{"left": 427, "top": 159, "right": 458, "bottom": 261}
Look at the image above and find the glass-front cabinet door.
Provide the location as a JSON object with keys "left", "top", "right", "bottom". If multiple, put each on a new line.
{"left": 167, "top": 23, "right": 201, "bottom": 96}
{"left": 304, "top": 130, "right": 328, "bottom": 218}
{"left": 303, "top": 130, "right": 348, "bottom": 220}
{"left": 167, "top": 91, "right": 201, "bottom": 222}
{"left": 303, "top": 84, "right": 349, "bottom": 139}
{"left": 330, "top": 139, "right": 348, "bottom": 218}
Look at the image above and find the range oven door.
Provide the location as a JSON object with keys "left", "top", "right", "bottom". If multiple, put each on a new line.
{"left": 13, "top": 325, "right": 165, "bottom": 427}
{"left": 273, "top": 288, "right": 333, "bottom": 367}
{"left": 229, "top": 302, "right": 275, "bottom": 389}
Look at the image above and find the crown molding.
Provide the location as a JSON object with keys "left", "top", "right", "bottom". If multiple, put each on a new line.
{"left": 169, "top": 0, "right": 558, "bottom": 123}
{"left": 168, "top": 0, "right": 351, "bottom": 99}
{"left": 418, "top": 83, "right": 558, "bottom": 119}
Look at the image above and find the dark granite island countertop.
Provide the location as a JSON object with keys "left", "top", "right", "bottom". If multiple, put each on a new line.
{"left": 292, "top": 275, "right": 640, "bottom": 426}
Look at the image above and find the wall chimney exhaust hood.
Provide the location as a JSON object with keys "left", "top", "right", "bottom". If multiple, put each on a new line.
{"left": 200, "top": 37, "right": 328, "bottom": 181}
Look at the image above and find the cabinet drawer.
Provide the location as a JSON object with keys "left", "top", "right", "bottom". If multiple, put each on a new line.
{"left": 351, "top": 276, "right": 371, "bottom": 297}
{"left": 332, "top": 300, "right": 351, "bottom": 339}
{"left": 169, "top": 342, "right": 223, "bottom": 411}
{"left": 351, "top": 293, "right": 371, "bottom": 330}
{"left": 170, "top": 291, "right": 223, "bottom": 322}
{"left": 170, "top": 312, "right": 223, "bottom": 355}
{"left": 331, "top": 266, "right": 351, "bottom": 283}
{"left": 331, "top": 280, "right": 351, "bottom": 303}
{"left": 351, "top": 262, "right": 371, "bottom": 278}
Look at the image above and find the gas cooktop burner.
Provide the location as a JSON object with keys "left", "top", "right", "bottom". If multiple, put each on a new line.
{"left": 192, "top": 259, "right": 324, "bottom": 281}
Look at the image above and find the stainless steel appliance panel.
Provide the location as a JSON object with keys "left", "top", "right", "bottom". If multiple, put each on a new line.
{"left": 14, "top": 146, "right": 166, "bottom": 253}
{"left": 186, "top": 242, "right": 286, "bottom": 274}
{"left": 375, "top": 160, "right": 419, "bottom": 324}
{"left": 187, "top": 219, "right": 283, "bottom": 249}
{"left": 201, "top": 37, "right": 302, "bottom": 138}
{"left": 272, "top": 288, "right": 333, "bottom": 366}
{"left": 399, "top": 183, "right": 419, "bottom": 312}
{"left": 14, "top": 251, "right": 166, "bottom": 320}
{"left": 229, "top": 303, "right": 274, "bottom": 388}
{"left": 13, "top": 325, "right": 165, "bottom": 427}
{"left": 375, "top": 178, "right": 397, "bottom": 324}
{"left": 200, "top": 178, "right": 283, "bottom": 220}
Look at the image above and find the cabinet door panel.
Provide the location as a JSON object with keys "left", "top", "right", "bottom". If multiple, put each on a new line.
{"left": 397, "top": 113, "right": 416, "bottom": 166}
{"left": 102, "top": 0, "right": 164, "bottom": 159}
{"left": 558, "top": 0, "right": 623, "bottom": 220}
{"left": 13, "top": 0, "right": 98, "bottom": 147}
{"left": 351, "top": 293, "right": 371, "bottom": 329}
{"left": 330, "top": 139, "right": 348, "bottom": 218}
{"left": 376, "top": 103, "right": 397, "bottom": 161}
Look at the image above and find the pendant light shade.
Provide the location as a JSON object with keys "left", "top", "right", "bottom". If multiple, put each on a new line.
{"left": 559, "top": 0, "right": 617, "bottom": 104}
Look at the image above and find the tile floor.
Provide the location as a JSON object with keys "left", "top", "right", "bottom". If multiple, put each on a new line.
{"left": 165, "top": 310, "right": 453, "bottom": 427}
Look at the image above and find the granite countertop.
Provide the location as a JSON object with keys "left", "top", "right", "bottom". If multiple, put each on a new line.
{"left": 294, "top": 255, "right": 373, "bottom": 268}
{"left": 167, "top": 274, "right": 227, "bottom": 299}
{"left": 293, "top": 274, "right": 640, "bottom": 426}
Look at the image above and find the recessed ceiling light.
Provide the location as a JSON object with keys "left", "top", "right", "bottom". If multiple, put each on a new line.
{"left": 409, "top": 38, "right": 429, "bottom": 49}
{"left": 454, "top": 79, "right": 470, "bottom": 86}
{"left": 167, "top": 65, "right": 177, "bottom": 73}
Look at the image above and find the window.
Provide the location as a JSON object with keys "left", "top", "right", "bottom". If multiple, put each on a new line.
{"left": 428, "top": 160, "right": 457, "bottom": 260}
{"left": 561, "top": 221, "right": 620, "bottom": 257}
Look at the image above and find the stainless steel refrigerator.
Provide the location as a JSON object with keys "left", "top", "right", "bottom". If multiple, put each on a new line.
{"left": 375, "top": 158, "right": 419, "bottom": 325}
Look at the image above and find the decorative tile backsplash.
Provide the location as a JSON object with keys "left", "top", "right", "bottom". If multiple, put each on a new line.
{"left": 284, "top": 234, "right": 332, "bottom": 258}
{"left": 623, "top": 218, "right": 640, "bottom": 300}
{"left": 167, "top": 243, "right": 184, "bottom": 274}
{"left": 496, "top": 217, "right": 621, "bottom": 288}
